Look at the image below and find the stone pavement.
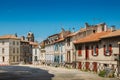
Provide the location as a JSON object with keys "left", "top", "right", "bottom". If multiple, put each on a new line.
{"left": 22, "top": 64, "right": 119, "bottom": 80}
{"left": 0, "top": 64, "right": 119, "bottom": 80}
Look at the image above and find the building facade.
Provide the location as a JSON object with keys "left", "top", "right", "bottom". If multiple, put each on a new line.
{"left": 0, "top": 32, "right": 35, "bottom": 65}
{"left": 0, "top": 35, "right": 20, "bottom": 65}
{"left": 20, "top": 40, "right": 32, "bottom": 64}
{"left": 32, "top": 43, "right": 40, "bottom": 65}
{"left": 74, "top": 23, "right": 119, "bottom": 76}
{"left": 41, "top": 23, "right": 120, "bottom": 76}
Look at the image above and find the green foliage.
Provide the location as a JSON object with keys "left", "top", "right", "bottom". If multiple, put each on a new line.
{"left": 98, "top": 70, "right": 106, "bottom": 77}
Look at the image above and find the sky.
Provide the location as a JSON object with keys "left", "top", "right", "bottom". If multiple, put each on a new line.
{"left": 0, "top": 0, "right": 120, "bottom": 42}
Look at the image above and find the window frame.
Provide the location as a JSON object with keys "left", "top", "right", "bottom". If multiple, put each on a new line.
{"left": 2, "top": 48, "right": 5, "bottom": 53}
{"left": 78, "top": 46, "right": 82, "bottom": 56}
{"left": 103, "top": 44, "right": 112, "bottom": 56}
{"left": 92, "top": 45, "right": 98, "bottom": 56}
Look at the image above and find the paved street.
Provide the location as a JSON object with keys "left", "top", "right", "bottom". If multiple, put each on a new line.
{"left": 0, "top": 65, "right": 119, "bottom": 80}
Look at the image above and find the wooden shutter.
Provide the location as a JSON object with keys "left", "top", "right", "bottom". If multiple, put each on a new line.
{"left": 96, "top": 45, "right": 98, "bottom": 56}
{"left": 91, "top": 46, "right": 93, "bottom": 55}
{"left": 78, "top": 46, "right": 82, "bottom": 56}
{"left": 109, "top": 44, "right": 112, "bottom": 56}
{"left": 103, "top": 45, "right": 106, "bottom": 55}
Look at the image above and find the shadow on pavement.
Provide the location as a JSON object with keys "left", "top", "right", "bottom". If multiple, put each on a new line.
{"left": 0, "top": 66, "right": 54, "bottom": 80}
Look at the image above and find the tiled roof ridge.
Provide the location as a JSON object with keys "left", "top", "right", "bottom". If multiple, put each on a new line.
{"left": 74, "top": 31, "right": 111, "bottom": 44}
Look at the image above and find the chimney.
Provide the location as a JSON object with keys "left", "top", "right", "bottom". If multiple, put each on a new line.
{"left": 111, "top": 25, "right": 116, "bottom": 31}
{"left": 104, "top": 24, "right": 107, "bottom": 31}
{"left": 15, "top": 33, "right": 17, "bottom": 37}
{"left": 85, "top": 23, "right": 89, "bottom": 28}
{"left": 21, "top": 36, "right": 25, "bottom": 40}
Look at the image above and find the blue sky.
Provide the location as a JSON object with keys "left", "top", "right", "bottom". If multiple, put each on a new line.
{"left": 0, "top": 0, "right": 120, "bottom": 42}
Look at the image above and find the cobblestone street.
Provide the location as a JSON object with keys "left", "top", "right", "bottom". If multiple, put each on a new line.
{"left": 0, "top": 65, "right": 119, "bottom": 80}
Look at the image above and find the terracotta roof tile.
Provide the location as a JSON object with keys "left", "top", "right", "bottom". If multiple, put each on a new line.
{"left": 20, "top": 40, "right": 29, "bottom": 43}
{"left": 101, "top": 30, "right": 120, "bottom": 38}
{"left": 66, "top": 29, "right": 86, "bottom": 38}
{"left": 54, "top": 38, "right": 64, "bottom": 43}
{"left": 0, "top": 35, "right": 20, "bottom": 40}
{"left": 74, "top": 31, "right": 111, "bottom": 44}
{"left": 66, "top": 33, "right": 76, "bottom": 37}
{"left": 29, "top": 42, "right": 38, "bottom": 46}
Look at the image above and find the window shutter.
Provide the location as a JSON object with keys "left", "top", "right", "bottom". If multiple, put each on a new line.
{"left": 109, "top": 44, "right": 112, "bottom": 56}
{"left": 91, "top": 46, "right": 93, "bottom": 55}
{"left": 78, "top": 47, "right": 82, "bottom": 56}
{"left": 96, "top": 46, "right": 98, "bottom": 56}
{"left": 103, "top": 45, "right": 106, "bottom": 55}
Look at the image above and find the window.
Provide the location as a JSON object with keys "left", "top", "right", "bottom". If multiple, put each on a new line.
{"left": 13, "top": 41, "right": 15, "bottom": 45}
{"left": 2, "top": 48, "right": 4, "bottom": 53}
{"left": 67, "top": 51, "right": 71, "bottom": 62}
{"left": 17, "top": 56, "right": 19, "bottom": 62}
{"left": 13, "top": 56, "right": 15, "bottom": 62}
{"left": 2, "top": 41, "right": 4, "bottom": 45}
{"left": 93, "top": 30, "right": 96, "bottom": 33}
{"left": 67, "top": 38, "right": 70, "bottom": 46}
{"left": 78, "top": 46, "right": 82, "bottom": 56}
{"left": 60, "top": 43, "right": 63, "bottom": 52}
{"left": 103, "top": 44, "right": 112, "bottom": 56}
{"left": 103, "top": 45, "right": 106, "bottom": 55}
{"left": 61, "top": 55, "right": 63, "bottom": 62}
{"left": 35, "top": 48, "right": 37, "bottom": 55}
{"left": 2, "top": 56, "right": 5, "bottom": 62}
{"left": 13, "top": 48, "right": 15, "bottom": 53}
{"left": 109, "top": 44, "right": 112, "bottom": 55}
{"left": 55, "top": 44, "right": 58, "bottom": 51}
{"left": 91, "top": 46, "right": 93, "bottom": 55}
{"left": 92, "top": 45, "right": 98, "bottom": 56}
{"left": 17, "top": 42, "right": 19, "bottom": 45}
{"left": 17, "top": 48, "right": 19, "bottom": 53}
{"left": 34, "top": 56, "right": 37, "bottom": 61}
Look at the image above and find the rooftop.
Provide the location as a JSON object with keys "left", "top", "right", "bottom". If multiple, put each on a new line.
{"left": 100, "top": 30, "right": 120, "bottom": 39}
{"left": 74, "top": 31, "right": 111, "bottom": 44}
{"left": 0, "top": 35, "right": 20, "bottom": 40}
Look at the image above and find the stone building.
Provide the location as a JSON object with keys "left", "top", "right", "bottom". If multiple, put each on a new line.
{"left": 0, "top": 35, "right": 20, "bottom": 65}
{"left": 44, "top": 34, "right": 59, "bottom": 65}
{"left": 44, "top": 29, "right": 71, "bottom": 66}
{"left": 74, "top": 23, "right": 120, "bottom": 76}
{"left": 31, "top": 42, "right": 40, "bottom": 65}
{"left": 20, "top": 39, "right": 32, "bottom": 64}
{"left": 39, "top": 41, "right": 46, "bottom": 65}
{"left": 27, "top": 32, "right": 34, "bottom": 42}
{"left": 0, "top": 32, "right": 35, "bottom": 65}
